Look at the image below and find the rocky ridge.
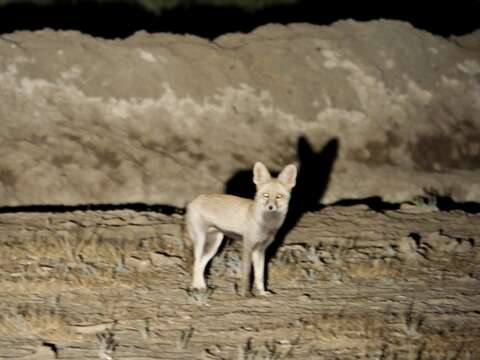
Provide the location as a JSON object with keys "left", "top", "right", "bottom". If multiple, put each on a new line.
{"left": 0, "top": 20, "right": 479, "bottom": 207}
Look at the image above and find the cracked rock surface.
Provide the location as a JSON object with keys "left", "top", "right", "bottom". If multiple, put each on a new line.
{"left": 1, "top": 20, "right": 479, "bottom": 207}
{"left": 0, "top": 206, "right": 478, "bottom": 359}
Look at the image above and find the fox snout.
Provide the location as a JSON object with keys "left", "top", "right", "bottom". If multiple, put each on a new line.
{"left": 261, "top": 194, "right": 285, "bottom": 212}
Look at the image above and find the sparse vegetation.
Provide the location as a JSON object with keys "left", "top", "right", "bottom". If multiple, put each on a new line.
{"left": 177, "top": 326, "right": 194, "bottom": 350}
{"left": 402, "top": 303, "right": 424, "bottom": 338}
{"left": 97, "top": 329, "right": 117, "bottom": 360}
{"left": 237, "top": 338, "right": 298, "bottom": 360}
{"left": 407, "top": 194, "right": 439, "bottom": 211}
{"left": 0, "top": 207, "right": 478, "bottom": 357}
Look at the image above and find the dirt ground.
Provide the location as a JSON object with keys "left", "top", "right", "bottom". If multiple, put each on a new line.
{"left": 0, "top": 205, "right": 479, "bottom": 359}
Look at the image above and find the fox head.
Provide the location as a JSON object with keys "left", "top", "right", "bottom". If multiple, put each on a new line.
{"left": 253, "top": 162, "right": 297, "bottom": 213}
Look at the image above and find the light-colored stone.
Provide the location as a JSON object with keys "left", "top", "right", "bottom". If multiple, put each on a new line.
{"left": 125, "top": 256, "right": 151, "bottom": 271}
{"left": 24, "top": 345, "right": 56, "bottom": 360}
{"left": 150, "top": 251, "right": 182, "bottom": 267}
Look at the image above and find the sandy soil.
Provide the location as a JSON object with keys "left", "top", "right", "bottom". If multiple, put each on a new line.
{"left": 0, "top": 205, "right": 479, "bottom": 359}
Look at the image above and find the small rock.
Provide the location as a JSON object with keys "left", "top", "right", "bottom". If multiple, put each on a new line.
{"left": 125, "top": 256, "right": 151, "bottom": 271}
{"left": 24, "top": 344, "right": 56, "bottom": 360}
{"left": 150, "top": 252, "right": 181, "bottom": 267}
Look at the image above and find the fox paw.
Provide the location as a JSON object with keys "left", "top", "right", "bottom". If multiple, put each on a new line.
{"left": 256, "top": 289, "right": 274, "bottom": 297}
{"left": 233, "top": 282, "right": 252, "bottom": 297}
{"left": 189, "top": 285, "right": 207, "bottom": 293}
{"left": 187, "top": 286, "right": 213, "bottom": 302}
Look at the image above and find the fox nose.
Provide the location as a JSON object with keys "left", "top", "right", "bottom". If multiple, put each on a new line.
{"left": 267, "top": 204, "right": 275, "bottom": 211}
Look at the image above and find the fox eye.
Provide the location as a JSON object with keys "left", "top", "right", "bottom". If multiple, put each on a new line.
{"left": 263, "top": 193, "right": 270, "bottom": 198}
{"left": 276, "top": 194, "right": 283, "bottom": 199}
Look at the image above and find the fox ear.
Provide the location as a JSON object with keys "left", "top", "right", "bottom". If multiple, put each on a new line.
{"left": 253, "top": 162, "right": 271, "bottom": 186}
{"left": 278, "top": 164, "right": 297, "bottom": 190}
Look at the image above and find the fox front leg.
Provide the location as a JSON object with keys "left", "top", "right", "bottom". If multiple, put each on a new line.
{"left": 252, "top": 247, "right": 268, "bottom": 296}
{"left": 241, "top": 243, "right": 253, "bottom": 297}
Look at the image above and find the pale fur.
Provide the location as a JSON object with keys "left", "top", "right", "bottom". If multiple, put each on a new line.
{"left": 184, "top": 162, "right": 297, "bottom": 296}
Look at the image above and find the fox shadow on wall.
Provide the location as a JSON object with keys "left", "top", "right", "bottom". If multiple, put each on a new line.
{"left": 225, "top": 135, "right": 339, "bottom": 261}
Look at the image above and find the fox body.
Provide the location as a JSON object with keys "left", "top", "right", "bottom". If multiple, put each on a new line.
{"left": 184, "top": 162, "right": 297, "bottom": 296}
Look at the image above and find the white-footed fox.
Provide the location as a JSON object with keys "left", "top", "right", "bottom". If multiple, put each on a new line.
{"left": 184, "top": 162, "right": 297, "bottom": 296}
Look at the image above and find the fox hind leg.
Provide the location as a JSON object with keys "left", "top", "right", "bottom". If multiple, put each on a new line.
{"left": 202, "top": 229, "right": 224, "bottom": 265}
{"left": 190, "top": 222, "right": 208, "bottom": 290}
{"left": 192, "top": 226, "right": 224, "bottom": 290}
{"left": 198, "top": 229, "right": 224, "bottom": 284}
